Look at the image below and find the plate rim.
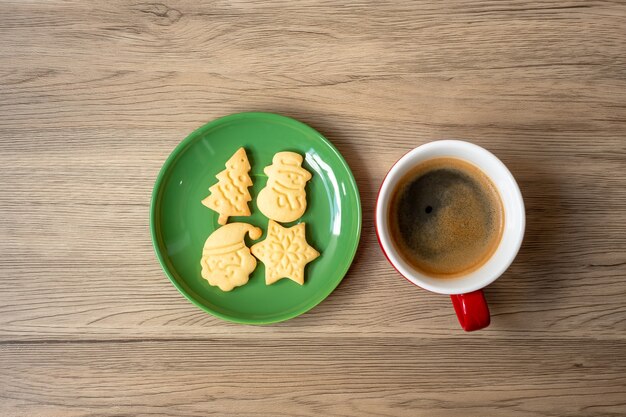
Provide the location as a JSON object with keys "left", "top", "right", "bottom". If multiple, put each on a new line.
{"left": 150, "top": 112, "right": 362, "bottom": 324}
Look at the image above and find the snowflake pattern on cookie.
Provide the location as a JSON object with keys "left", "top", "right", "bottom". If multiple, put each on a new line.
{"left": 251, "top": 220, "right": 320, "bottom": 285}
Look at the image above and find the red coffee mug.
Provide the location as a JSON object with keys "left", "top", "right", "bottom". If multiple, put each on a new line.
{"left": 375, "top": 140, "right": 525, "bottom": 331}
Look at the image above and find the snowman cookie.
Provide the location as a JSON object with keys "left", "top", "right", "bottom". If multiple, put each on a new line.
{"left": 257, "top": 152, "right": 312, "bottom": 223}
{"left": 200, "top": 222, "right": 262, "bottom": 291}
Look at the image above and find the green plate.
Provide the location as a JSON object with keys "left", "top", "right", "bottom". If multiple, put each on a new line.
{"left": 150, "top": 112, "right": 361, "bottom": 324}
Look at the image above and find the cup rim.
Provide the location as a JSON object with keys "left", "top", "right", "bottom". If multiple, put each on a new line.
{"left": 375, "top": 140, "right": 525, "bottom": 295}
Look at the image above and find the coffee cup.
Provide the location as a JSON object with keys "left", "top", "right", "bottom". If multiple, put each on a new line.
{"left": 375, "top": 140, "right": 525, "bottom": 331}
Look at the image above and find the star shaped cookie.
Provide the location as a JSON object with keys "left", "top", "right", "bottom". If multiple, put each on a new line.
{"left": 251, "top": 220, "right": 320, "bottom": 285}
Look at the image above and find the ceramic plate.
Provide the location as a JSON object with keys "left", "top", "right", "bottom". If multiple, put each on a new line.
{"left": 150, "top": 112, "right": 361, "bottom": 324}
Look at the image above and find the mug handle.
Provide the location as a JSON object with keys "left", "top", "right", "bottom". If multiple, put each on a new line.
{"left": 450, "top": 290, "right": 490, "bottom": 331}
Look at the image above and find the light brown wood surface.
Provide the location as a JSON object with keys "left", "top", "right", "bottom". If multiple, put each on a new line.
{"left": 1, "top": 1, "right": 626, "bottom": 416}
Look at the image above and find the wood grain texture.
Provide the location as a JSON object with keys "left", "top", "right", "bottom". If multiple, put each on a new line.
{"left": 1, "top": 0, "right": 625, "bottom": 415}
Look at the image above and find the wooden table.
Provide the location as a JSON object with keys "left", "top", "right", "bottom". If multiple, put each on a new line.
{"left": 2, "top": 1, "right": 626, "bottom": 416}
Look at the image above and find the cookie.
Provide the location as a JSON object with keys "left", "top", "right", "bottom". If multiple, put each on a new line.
{"left": 200, "top": 222, "right": 262, "bottom": 291}
{"left": 256, "top": 151, "right": 312, "bottom": 223}
{"left": 202, "top": 147, "right": 253, "bottom": 225}
{"left": 250, "top": 220, "right": 320, "bottom": 285}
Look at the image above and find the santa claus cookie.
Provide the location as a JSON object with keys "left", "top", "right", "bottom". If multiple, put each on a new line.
{"left": 256, "top": 152, "right": 312, "bottom": 223}
{"left": 200, "top": 223, "right": 262, "bottom": 291}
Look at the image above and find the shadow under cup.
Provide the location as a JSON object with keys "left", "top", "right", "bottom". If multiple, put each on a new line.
{"left": 376, "top": 140, "right": 525, "bottom": 330}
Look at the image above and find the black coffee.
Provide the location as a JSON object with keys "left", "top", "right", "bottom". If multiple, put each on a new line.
{"left": 389, "top": 157, "right": 504, "bottom": 278}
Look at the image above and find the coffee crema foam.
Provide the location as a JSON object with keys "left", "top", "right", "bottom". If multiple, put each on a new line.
{"left": 389, "top": 157, "right": 504, "bottom": 278}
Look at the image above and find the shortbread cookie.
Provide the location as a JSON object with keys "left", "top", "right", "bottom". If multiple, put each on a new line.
{"left": 202, "top": 147, "right": 253, "bottom": 225}
{"left": 200, "top": 223, "right": 262, "bottom": 291}
{"left": 250, "top": 220, "right": 320, "bottom": 285}
{"left": 256, "top": 152, "right": 312, "bottom": 223}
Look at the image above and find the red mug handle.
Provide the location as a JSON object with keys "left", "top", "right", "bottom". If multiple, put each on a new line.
{"left": 450, "top": 290, "right": 490, "bottom": 331}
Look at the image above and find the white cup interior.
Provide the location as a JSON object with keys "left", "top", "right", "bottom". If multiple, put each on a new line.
{"left": 376, "top": 140, "right": 525, "bottom": 295}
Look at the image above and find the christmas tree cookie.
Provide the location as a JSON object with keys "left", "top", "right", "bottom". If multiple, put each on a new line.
{"left": 200, "top": 223, "right": 262, "bottom": 291}
{"left": 257, "top": 152, "right": 312, "bottom": 223}
{"left": 202, "top": 147, "right": 253, "bottom": 225}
